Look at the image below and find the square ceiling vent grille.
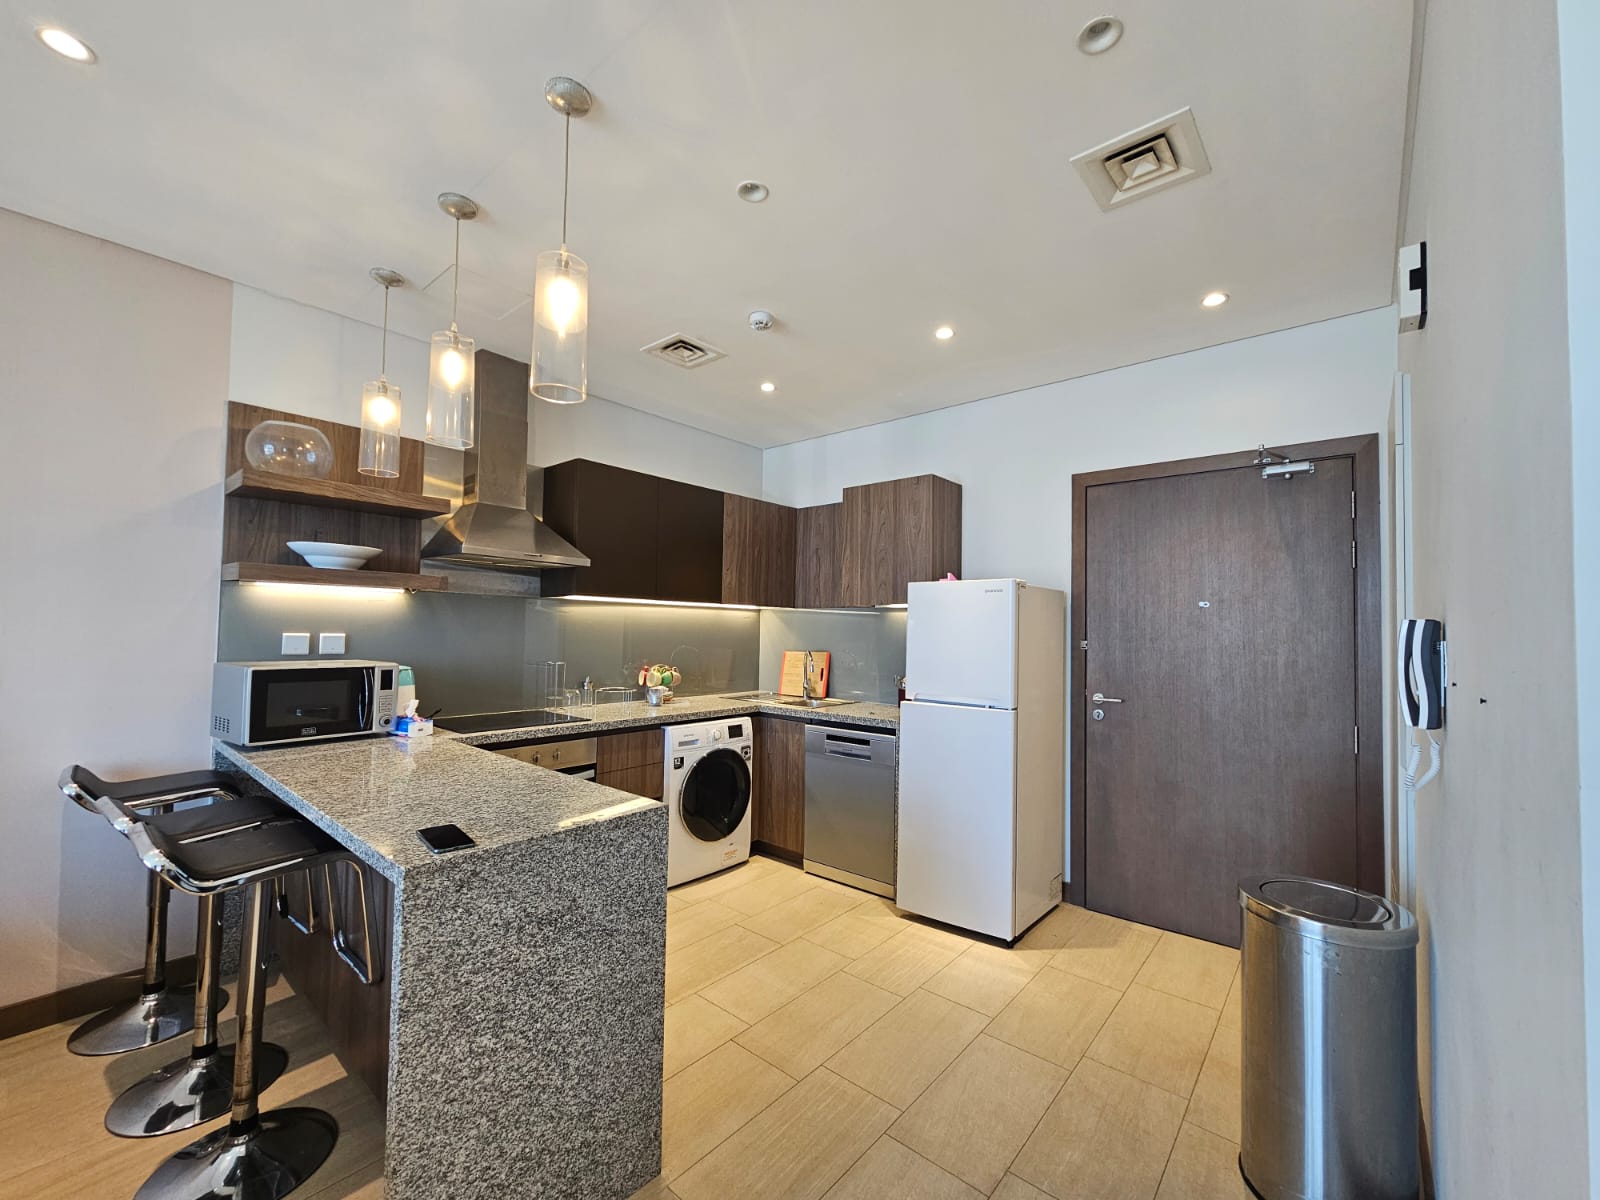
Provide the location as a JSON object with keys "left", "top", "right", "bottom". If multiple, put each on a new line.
{"left": 641, "top": 333, "right": 727, "bottom": 369}
{"left": 1071, "top": 107, "right": 1212, "bottom": 211}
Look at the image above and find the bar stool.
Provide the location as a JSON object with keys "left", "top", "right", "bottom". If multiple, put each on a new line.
{"left": 58, "top": 766, "right": 260, "bottom": 1055}
{"left": 118, "top": 804, "right": 380, "bottom": 1199}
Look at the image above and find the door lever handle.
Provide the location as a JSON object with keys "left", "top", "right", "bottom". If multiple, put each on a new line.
{"left": 1092, "top": 693, "right": 1123, "bottom": 704}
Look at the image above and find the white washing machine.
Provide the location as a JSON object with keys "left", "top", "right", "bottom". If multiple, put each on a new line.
{"left": 665, "top": 718, "right": 754, "bottom": 886}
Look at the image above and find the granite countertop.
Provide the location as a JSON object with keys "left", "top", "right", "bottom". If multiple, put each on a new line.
{"left": 213, "top": 695, "right": 898, "bottom": 881}
{"left": 449, "top": 694, "right": 902, "bottom": 747}
{"left": 214, "top": 736, "right": 661, "bottom": 881}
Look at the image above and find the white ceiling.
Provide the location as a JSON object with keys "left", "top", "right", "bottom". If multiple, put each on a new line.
{"left": 0, "top": 1, "right": 1413, "bottom": 448}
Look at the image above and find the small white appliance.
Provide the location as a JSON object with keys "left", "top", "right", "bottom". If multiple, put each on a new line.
{"left": 664, "top": 718, "right": 754, "bottom": 886}
{"left": 898, "top": 579, "right": 1066, "bottom": 941}
{"left": 211, "top": 660, "right": 400, "bottom": 746}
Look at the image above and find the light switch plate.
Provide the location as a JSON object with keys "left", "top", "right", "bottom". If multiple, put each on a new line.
{"left": 281, "top": 632, "right": 311, "bottom": 656}
{"left": 319, "top": 632, "right": 347, "bottom": 655}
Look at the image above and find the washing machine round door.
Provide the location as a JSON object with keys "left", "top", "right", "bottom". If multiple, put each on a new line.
{"left": 679, "top": 748, "right": 752, "bottom": 842}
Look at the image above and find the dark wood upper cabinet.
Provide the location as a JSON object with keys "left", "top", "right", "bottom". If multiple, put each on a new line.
{"left": 543, "top": 459, "right": 958, "bottom": 609}
{"left": 658, "top": 479, "right": 726, "bottom": 602}
{"left": 723, "top": 494, "right": 797, "bottom": 607}
{"left": 795, "top": 503, "right": 843, "bottom": 609}
{"left": 541, "top": 459, "right": 667, "bottom": 599}
{"left": 841, "top": 474, "right": 962, "bottom": 605}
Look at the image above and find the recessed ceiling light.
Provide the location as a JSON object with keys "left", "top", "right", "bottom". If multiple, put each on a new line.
{"left": 1076, "top": 16, "right": 1124, "bottom": 55}
{"left": 737, "top": 181, "right": 769, "bottom": 203}
{"left": 1201, "top": 291, "right": 1230, "bottom": 308}
{"left": 934, "top": 325, "right": 954, "bottom": 341}
{"left": 37, "top": 26, "right": 96, "bottom": 62}
{"left": 760, "top": 381, "right": 776, "bottom": 393}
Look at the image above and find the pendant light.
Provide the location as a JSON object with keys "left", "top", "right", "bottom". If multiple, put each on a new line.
{"left": 427, "top": 193, "right": 479, "bottom": 448}
{"left": 359, "top": 268, "right": 405, "bottom": 478}
{"left": 530, "top": 76, "right": 592, "bottom": 405}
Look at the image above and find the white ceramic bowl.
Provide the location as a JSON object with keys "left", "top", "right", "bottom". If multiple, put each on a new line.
{"left": 287, "top": 541, "right": 383, "bottom": 570}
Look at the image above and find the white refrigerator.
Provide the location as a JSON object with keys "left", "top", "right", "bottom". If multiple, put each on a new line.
{"left": 897, "top": 578, "right": 1066, "bottom": 941}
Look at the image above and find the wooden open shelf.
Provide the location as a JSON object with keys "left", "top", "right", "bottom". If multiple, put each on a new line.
{"left": 221, "top": 562, "right": 448, "bottom": 592}
{"left": 224, "top": 468, "right": 451, "bottom": 517}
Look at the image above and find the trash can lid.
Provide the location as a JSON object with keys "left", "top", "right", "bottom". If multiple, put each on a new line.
{"left": 1238, "top": 875, "right": 1418, "bottom": 948}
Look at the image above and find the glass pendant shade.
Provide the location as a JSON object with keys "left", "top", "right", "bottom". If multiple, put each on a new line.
{"left": 358, "top": 379, "right": 402, "bottom": 478}
{"left": 427, "top": 329, "right": 476, "bottom": 449}
{"left": 530, "top": 248, "right": 589, "bottom": 404}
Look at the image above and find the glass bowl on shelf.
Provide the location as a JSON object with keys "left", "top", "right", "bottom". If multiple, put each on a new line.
{"left": 244, "top": 420, "right": 335, "bottom": 478}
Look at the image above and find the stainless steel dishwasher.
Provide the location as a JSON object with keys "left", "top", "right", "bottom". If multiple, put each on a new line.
{"left": 803, "top": 725, "right": 897, "bottom": 898}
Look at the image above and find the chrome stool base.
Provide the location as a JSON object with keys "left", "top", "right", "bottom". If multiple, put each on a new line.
{"left": 68, "top": 985, "right": 224, "bottom": 1056}
{"left": 106, "top": 1043, "right": 288, "bottom": 1139}
{"left": 135, "top": 1108, "right": 338, "bottom": 1200}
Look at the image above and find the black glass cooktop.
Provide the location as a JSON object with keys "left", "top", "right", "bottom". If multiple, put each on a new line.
{"left": 435, "top": 709, "right": 589, "bottom": 734}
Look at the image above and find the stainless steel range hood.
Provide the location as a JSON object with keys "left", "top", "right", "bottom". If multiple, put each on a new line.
{"left": 422, "top": 351, "right": 590, "bottom": 571}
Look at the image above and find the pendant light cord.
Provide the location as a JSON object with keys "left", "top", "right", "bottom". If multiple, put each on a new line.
{"left": 380, "top": 283, "right": 390, "bottom": 379}
{"left": 561, "top": 113, "right": 571, "bottom": 250}
{"left": 450, "top": 218, "right": 461, "bottom": 331}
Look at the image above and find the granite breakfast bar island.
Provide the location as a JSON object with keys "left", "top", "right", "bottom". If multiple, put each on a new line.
{"left": 212, "top": 734, "right": 668, "bottom": 1200}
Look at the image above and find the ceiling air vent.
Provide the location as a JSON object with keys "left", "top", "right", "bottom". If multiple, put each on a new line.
{"left": 1070, "top": 107, "right": 1212, "bottom": 212}
{"left": 641, "top": 333, "right": 727, "bottom": 369}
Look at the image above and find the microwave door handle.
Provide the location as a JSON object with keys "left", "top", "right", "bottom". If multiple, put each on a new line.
{"left": 357, "top": 668, "right": 373, "bottom": 728}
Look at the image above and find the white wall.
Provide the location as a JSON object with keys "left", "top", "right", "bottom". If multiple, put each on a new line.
{"left": 0, "top": 209, "right": 231, "bottom": 1006}
{"left": 228, "top": 286, "right": 764, "bottom": 497}
{"left": 1400, "top": 0, "right": 1589, "bottom": 1193}
{"left": 764, "top": 306, "right": 1398, "bottom": 592}
{"left": 1559, "top": 0, "right": 1600, "bottom": 1187}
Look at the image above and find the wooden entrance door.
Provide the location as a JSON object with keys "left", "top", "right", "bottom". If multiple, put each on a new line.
{"left": 1075, "top": 440, "right": 1379, "bottom": 946}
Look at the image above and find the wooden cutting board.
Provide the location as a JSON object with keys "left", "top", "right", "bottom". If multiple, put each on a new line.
{"left": 778, "top": 650, "right": 830, "bottom": 697}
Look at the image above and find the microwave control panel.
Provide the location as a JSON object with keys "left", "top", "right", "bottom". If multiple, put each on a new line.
{"left": 376, "top": 667, "right": 397, "bottom": 730}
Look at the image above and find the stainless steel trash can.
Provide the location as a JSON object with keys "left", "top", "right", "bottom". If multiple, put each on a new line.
{"left": 1238, "top": 875, "right": 1419, "bottom": 1200}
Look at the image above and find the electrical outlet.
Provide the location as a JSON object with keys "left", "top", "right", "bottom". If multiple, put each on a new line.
{"left": 281, "top": 632, "right": 311, "bottom": 656}
{"left": 319, "top": 632, "right": 347, "bottom": 655}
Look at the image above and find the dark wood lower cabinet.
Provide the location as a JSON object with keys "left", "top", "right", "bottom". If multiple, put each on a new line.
{"left": 274, "top": 864, "right": 393, "bottom": 1103}
{"left": 595, "top": 728, "right": 665, "bottom": 799}
{"left": 753, "top": 716, "right": 806, "bottom": 861}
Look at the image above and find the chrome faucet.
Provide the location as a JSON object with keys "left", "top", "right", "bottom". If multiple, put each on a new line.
{"left": 802, "top": 651, "right": 818, "bottom": 702}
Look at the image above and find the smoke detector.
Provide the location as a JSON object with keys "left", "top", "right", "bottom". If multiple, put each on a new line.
{"left": 748, "top": 310, "right": 775, "bottom": 331}
{"left": 641, "top": 333, "right": 727, "bottom": 369}
{"left": 1071, "top": 108, "right": 1212, "bottom": 211}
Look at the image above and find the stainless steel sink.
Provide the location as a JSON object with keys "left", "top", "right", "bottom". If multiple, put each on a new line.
{"left": 721, "top": 692, "right": 853, "bottom": 708}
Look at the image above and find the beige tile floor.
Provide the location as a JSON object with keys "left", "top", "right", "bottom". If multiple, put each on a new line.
{"left": 0, "top": 854, "right": 1247, "bottom": 1200}
{"left": 643, "top": 854, "right": 1250, "bottom": 1200}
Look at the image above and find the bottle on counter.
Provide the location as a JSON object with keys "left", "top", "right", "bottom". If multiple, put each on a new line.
{"left": 580, "top": 676, "right": 595, "bottom": 714}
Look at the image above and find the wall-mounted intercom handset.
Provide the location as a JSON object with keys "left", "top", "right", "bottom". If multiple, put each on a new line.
{"left": 1400, "top": 618, "right": 1445, "bottom": 729}
{"left": 1399, "top": 618, "right": 1445, "bottom": 793}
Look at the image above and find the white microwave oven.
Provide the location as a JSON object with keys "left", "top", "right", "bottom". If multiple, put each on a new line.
{"left": 211, "top": 660, "right": 400, "bottom": 746}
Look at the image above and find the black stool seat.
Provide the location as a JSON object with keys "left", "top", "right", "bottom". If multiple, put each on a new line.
{"left": 146, "top": 817, "right": 342, "bottom": 894}
{"left": 146, "top": 794, "right": 289, "bottom": 842}
{"left": 65, "top": 766, "right": 241, "bottom": 808}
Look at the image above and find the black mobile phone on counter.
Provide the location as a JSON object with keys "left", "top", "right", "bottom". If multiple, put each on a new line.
{"left": 417, "top": 823, "right": 476, "bottom": 854}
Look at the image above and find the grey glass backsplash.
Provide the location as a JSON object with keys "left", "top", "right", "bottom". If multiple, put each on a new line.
{"left": 218, "top": 587, "right": 903, "bottom": 716}
{"left": 757, "top": 608, "right": 906, "bottom": 701}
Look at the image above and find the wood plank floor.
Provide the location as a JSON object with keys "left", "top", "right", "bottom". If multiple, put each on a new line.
{"left": 1, "top": 856, "right": 1247, "bottom": 1200}
{"left": 0, "top": 975, "right": 383, "bottom": 1200}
